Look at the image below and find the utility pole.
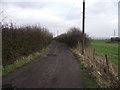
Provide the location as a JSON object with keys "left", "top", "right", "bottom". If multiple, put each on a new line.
{"left": 82, "top": 0, "right": 85, "bottom": 55}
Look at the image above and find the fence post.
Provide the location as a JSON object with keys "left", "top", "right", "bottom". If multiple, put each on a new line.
{"left": 105, "top": 55, "right": 109, "bottom": 67}
{"left": 93, "top": 48, "right": 95, "bottom": 60}
{"left": 105, "top": 54, "right": 109, "bottom": 73}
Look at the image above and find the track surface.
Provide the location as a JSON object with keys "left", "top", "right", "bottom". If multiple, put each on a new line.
{"left": 3, "top": 41, "right": 84, "bottom": 88}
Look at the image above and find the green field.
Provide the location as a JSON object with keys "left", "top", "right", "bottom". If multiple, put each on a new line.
{"left": 90, "top": 40, "right": 119, "bottom": 65}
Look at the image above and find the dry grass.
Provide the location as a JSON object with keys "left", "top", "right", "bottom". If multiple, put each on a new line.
{"left": 72, "top": 46, "right": 119, "bottom": 88}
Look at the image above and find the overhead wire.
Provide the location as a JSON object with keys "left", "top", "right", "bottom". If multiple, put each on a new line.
{"left": 58, "top": 0, "right": 80, "bottom": 36}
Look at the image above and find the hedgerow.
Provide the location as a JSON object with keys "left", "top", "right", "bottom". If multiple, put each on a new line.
{"left": 2, "top": 24, "right": 53, "bottom": 66}
{"left": 55, "top": 27, "right": 90, "bottom": 48}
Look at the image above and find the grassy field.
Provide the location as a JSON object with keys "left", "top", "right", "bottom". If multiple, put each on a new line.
{"left": 90, "top": 40, "right": 119, "bottom": 65}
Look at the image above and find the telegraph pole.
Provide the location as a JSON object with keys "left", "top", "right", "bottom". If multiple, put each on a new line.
{"left": 82, "top": 0, "right": 85, "bottom": 55}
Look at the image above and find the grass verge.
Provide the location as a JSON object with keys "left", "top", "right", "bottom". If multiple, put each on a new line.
{"left": 2, "top": 46, "right": 51, "bottom": 76}
{"left": 80, "top": 64, "right": 97, "bottom": 88}
{"left": 71, "top": 49, "right": 98, "bottom": 88}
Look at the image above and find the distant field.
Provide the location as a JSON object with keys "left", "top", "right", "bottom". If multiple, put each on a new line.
{"left": 90, "top": 40, "right": 119, "bottom": 65}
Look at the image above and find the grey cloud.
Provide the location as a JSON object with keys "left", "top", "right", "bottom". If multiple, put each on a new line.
{"left": 0, "top": 1, "right": 74, "bottom": 10}
{"left": 0, "top": 2, "right": 45, "bottom": 9}
{"left": 0, "top": 0, "right": 118, "bottom": 38}
{"left": 88, "top": 1, "right": 117, "bottom": 15}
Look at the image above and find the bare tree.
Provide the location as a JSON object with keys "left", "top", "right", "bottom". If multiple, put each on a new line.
{"left": 0, "top": 8, "right": 8, "bottom": 28}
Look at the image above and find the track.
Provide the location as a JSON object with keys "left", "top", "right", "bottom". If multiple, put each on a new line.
{"left": 3, "top": 41, "right": 84, "bottom": 88}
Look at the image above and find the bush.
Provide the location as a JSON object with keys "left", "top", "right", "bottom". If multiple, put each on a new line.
{"left": 2, "top": 24, "right": 53, "bottom": 66}
{"left": 55, "top": 27, "right": 90, "bottom": 48}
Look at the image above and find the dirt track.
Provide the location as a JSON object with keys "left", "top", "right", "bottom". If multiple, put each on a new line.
{"left": 2, "top": 41, "right": 84, "bottom": 88}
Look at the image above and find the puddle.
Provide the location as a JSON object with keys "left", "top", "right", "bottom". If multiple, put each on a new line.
{"left": 47, "top": 53, "right": 57, "bottom": 56}
{"left": 44, "top": 53, "right": 57, "bottom": 57}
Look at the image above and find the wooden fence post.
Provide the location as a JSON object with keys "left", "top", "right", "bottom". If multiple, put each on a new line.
{"left": 105, "top": 54, "right": 109, "bottom": 67}
{"left": 93, "top": 48, "right": 95, "bottom": 60}
{"left": 105, "top": 54, "right": 109, "bottom": 73}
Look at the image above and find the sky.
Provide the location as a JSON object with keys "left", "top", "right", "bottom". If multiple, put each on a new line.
{"left": 0, "top": 0, "right": 119, "bottom": 38}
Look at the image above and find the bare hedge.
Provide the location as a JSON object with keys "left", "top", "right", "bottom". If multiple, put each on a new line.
{"left": 2, "top": 24, "right": 53, "bottom": 66}
{"left": 55, "top": 27, "right": 90, "bottom": 48}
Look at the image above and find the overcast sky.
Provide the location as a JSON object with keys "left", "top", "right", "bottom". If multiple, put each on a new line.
{"left": 0, "top": 0, "right": 119, "bottom": 38}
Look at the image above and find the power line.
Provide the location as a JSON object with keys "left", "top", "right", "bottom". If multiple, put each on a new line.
{"left": 58, "top": 0, "right": 78, "bottom": 33}
{"left": 64, "top": 0, "right": 77, "bottom": 20}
